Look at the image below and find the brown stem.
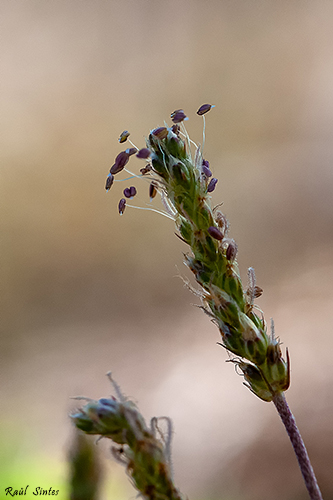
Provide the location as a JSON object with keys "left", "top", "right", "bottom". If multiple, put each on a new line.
{"left": 272, "top": 392, "right": 323, "bottom": 500}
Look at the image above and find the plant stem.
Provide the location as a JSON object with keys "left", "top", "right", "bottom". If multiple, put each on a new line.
{"left": 272, "top": 392, "right": 323, "bottom": 500}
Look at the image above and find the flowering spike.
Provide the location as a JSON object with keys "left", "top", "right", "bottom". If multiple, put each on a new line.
{"left": 118, "top": 130, "right": 130, "bottom": 143}
{"left": 71, "top": 378, "right": 183, "bottom": 500}
{"left": 107, "top": 104, "right": 290, "bottom": 403}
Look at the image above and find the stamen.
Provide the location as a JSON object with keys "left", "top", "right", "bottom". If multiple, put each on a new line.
{"left": 126, "top": 203, "right": 175, "bottom": 221}
{"left": 270, "top": 318, "right": 275, "bottom": 343}
{"left": 161, "top": 190, "right": 177, "bottom": 217}
{"left": 202, "top": 114, "right": 206, "bottom": 153}
{"left": 128, "top": 138, "right": 139, "bottom": 151}
{"left": 118, "top": 130, "right": 130, "bottom": 143}
{"left": 207, "top": 178, "right": 218, "bottom": 192}
{"left": 180, "top": 122, "right": 193, "bottom": 163}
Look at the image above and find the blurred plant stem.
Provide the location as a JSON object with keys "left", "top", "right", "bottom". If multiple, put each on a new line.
{"left": 273, "top": 393, "right": 323, "bottom": 500}
{"left": 68, "top": 429, "right": 102, "bottom": 500}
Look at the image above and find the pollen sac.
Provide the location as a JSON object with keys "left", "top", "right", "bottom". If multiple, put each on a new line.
{"left": 151, "top": 127, "right": 168, "bottom": 140}
{"left": 208, "top": 226, "right": 224, "bottom": 241}
{"left": 197, "top": 104, "right": 214, "bottom": 115}
{"left": 226, "top": 240, "right": 238, "bottom": 261}
{"left": 125, "top": 147, "right": 138, "bottom": 156}
{"left": 202, "top": 160, "right": 212, "bottom": 177}
{"left": 207, "top": 177, "right": 218, "bottom": 193}
{"left": 118, "top": 198, "right": 126, "bottom": 215}
{"left": 136, "top": 148, "right": 151, "bottom": 159}
{"left": 105, "top": 173, "right": 114, "bottom": 191}
{"left": 118, "top": 130, "right": 130, "bottom": 143}
{"left": 110, "top": 151, "right": 130, "bottom": 175}
{"left": 149, "top": 182, "right": 157, "bottom": 200}
{"left": 123, "top": 186, "right": 136, "bottom": 198}
{"left": 171, "top": 109, "right": 187, "bottom": 124}
{"left": 140, "top": 164, "right": 152, "bottom": 175}
{"left": 171, "top": 124, "right": 180, "bottom": 136}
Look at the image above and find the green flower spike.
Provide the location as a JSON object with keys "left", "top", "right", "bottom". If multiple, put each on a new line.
{"left": 109, "top": 106, "right": 289, "bottom": 402}
{"left": 71, "top": 373, "right": 183, "bottom": 500}
{"left": 103, "top": 106, "right": 323, "bottom": 500}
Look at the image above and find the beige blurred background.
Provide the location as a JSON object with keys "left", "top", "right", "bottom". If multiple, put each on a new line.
{"left": 1, "top": 1, "right": 333, "bottom": 499}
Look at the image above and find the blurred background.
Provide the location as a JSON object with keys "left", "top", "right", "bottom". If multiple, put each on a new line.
{"left": 1, "top": 1, "right": 333, "bottom": 499}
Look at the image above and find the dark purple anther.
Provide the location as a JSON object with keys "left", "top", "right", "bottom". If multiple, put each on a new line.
{"left": 118, "top": 130, "right": 130, "bottom": 143}
{"left": 197, "top": 104, "right": 214, "bottom": 115}
{"left": 208, "top": 226, "right": 224, "bottom": 241}
{"left": 151, "top": 127, "right": 168, "bottom": 140}
{"left": 171, "top": 124, "right": 180, "bottom": 136}
{"left": 149, "top": 182, "right": 157, "bottom": 200}
{"left": 118, "top": 198, "right": 126, "bottom": 215}
{"left": 136, "top": 148, "right": 151, "bottom": 159}
{"left": 207, "top": 177, "right": 218, "bottom": 192}
{"left": 110, "top": 151, "right": 130, "bottom": 174}
{"left": 226, "top": 240, "right": 238, "bottom": 261}
{"left": 126, "top": 147, "right": 137, "bottom": 156}
{"left": 171, "top": 109, "right": 187, "bottom": 124}
{"left": 105, "top": 173, "right": 114, "bottom": 191}
{"left": 202, "top": 165, "right": 212, "bottom": 177}
{"left": 123, "top": 186, "right": 137, "bottom": 198}
{"left": 140, "top": 164, "right": 152, "bottom": 175}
